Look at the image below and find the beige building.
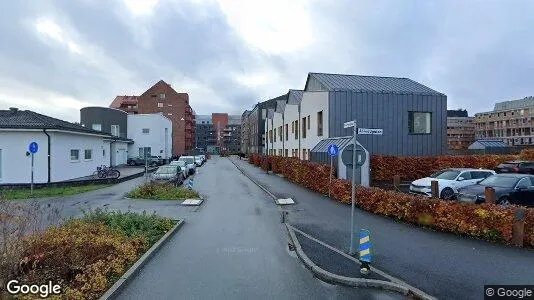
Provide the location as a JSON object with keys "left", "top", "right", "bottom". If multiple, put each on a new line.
{"left": 447, "top": 110, "right": 475, "bottom": 150}
{"left": 474, "top": 96, "right": 534, "bottom": 146}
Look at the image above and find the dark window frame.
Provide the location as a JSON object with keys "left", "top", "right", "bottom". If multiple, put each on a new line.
{"left": 408, "top": 111, "right": 432, "bottom": 135}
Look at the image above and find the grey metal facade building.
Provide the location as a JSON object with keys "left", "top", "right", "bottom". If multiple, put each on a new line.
{"left": 242, "top": 97, "right": 279, "bottom": 154}
{"left": 305, "top": 73, "right": 448, "bottom": 156}
{"left": 195, "top": 115, "right": 215, "bottom": 151}
{"left": 80, "top": 107, "right": 128, "bottom": 138}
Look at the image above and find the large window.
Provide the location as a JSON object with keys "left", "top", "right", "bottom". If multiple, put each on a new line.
{"left": 157, "top": 102, "right": 163, "bottom": 108}
{"left": 302, "top": 117, "right": 307, "bottom": 138}
{"left": 92, "top": 124, "right": 102, "bottom": 131}
{"left": 84, "top": 149, "right": 92, "bottom": 160}
{"left": 317, "top": 111, "right": 323, "bottom": 136}
{"left": 139, "top": 147, "right": 151, "bottom": 158}
{"left": 70, "top": 149, "right": 80, "bottom": 161}
{"left": 409, "top": 112, "right": 432, "bottom": 134}
{"left": 294, "top": 120, "right": 299, "bottom": 139}
{"left": 285, "top": 124, "right": 288, "bottom": 141}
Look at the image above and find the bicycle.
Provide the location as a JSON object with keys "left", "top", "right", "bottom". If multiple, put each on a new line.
{"left": 93, "top": 165, "right": 120, "bottom": 179}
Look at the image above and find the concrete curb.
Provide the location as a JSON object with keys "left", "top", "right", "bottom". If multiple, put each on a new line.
{"left": 285, "top": 224, "right": 437, "bottom": 300}
{"left": 99, "top": 219, "right": 185, "bottom": 300}
{"left": 229, "top": 158, "right": 278, "bottom": 201}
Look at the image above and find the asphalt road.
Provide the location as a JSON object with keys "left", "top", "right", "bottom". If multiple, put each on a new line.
{"left": 115, "top": 156, "right": 403, "bottom": 300}
{"left": 230, "top": 157, "right": 534, "bottom": 300}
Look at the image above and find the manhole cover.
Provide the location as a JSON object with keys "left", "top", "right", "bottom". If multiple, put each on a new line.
{"left": 276, "top": 198, "right": 295, "bottom": 205}
{"left": 182, "top": 199, "right": 203, "bottom": 206}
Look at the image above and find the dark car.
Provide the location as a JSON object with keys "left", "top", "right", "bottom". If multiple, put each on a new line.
{"left": 151, "top": 165, "right": 183, "bottom": 186}
{"left": 456, "top": 173, "right": 534, "bottom": 207}
{"left": 495, "top": 161, "right": 534, "bottom": 174}
{"left": 127, "top": 156, "right": 162, "bottom": 167}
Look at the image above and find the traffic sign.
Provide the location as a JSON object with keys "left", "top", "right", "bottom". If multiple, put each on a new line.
{"left": 357, "top": 128, "right": 383, "bottom": 135}
{"left": 29, "top": 142, "right": 38, "bottom": 154}
{"left": 344, "top": 120, "right": 356, "bottom": 128}
{"left": 327, "top": 144, "right": 339, "bottom": 157}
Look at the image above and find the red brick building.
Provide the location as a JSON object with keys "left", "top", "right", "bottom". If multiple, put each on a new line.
{"left": 109, "top": 80, "right": 195, "bottom": 156}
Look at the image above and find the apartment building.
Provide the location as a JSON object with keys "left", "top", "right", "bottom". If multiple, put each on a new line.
{"left": 242, "top": 97, "right": 279, "bottom": 154}
{"left": 447, "top": 109, "right": 475, "bottom": 150}
{"left": 474, "top": 96, "right": 534, "bottom": 146}
{"left": 195, "top": 113, "right": 241, "bottom": 153}
{"left": 241, "top": 110, "right": 251, "bottom": 154}
{"left": 109, "top": 80, "right": 195, "bottom": 156}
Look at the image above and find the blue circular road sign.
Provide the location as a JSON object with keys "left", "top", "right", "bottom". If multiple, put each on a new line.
{"left": 29, "top": 141, "right": 38, "bottom": 154}
{"left": 328, "top": 144, "right": 339, "bottom": 157}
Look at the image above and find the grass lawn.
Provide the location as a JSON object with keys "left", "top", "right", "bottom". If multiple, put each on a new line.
{"left": 0, "top": 184, "right": 111, "bottom": 200}
{"left": 127, "top": 182, "right": 200, "bottom": 200}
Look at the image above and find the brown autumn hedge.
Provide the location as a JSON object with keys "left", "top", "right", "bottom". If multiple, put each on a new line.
{"left": 247, "top": 153, "right": 534, "bottom": 247}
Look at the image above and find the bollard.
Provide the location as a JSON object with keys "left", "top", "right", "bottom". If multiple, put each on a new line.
{"left": 187, "top": 178, "right": 194, "bottom": 190}
{"left": 484, "top": 187, "right": 496, "bottom": 204}
{"left": 393, "top": 175, "right": 401, "bottom": 188}
{"left": 431, "top": 180, "right": 439, "bottom": 198}
{"left": 512, "top": 208, "right": 526, "bottom": 247}
{"left": 358, "top": 229, "right": 371, "bottom": 275}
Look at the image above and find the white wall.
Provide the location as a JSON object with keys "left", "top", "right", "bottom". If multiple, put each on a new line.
{"left": 271, "top": 112, "right": 284, "bottom": 155}
{"left": 127, "top": 114, "right": 172, "bottom": 159}
{"left": 110, "top": 141, "right": 129, "bottom": 166}
{"left": 299, "top": 92, "right": 329, "bottom": 159}
{"left": 0, "top": 131, "right": 49, "bottom": 184}
{"left": 50, "top": 131, "right": 108, "bottom": 182}
{"left": 283, "top": 103, "right": 300, "bottom": 157}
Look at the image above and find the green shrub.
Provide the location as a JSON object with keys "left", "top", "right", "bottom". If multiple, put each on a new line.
{"left": 127, "top": 182, "right": 200, "bottom": 200}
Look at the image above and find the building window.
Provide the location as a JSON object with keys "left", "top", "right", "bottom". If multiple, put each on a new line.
{"left": 285, "top": 149, "right": 288, "bottom": 157}
{"left": 295, "top": 120, "right": 299, "bottom": 139}
{"left": 307, "top": 115, "right": 310, "bottom": 130}
{"left": 409, "top": 112, "right": 432, "bottom": 134}
{"left": 292, "top": 121, "right": 294, "bottom": 133}
{"left": 302, "top": 117, "right": 307, "bottom": 138}
{"left": 317, "top": 111, "right": 323, "bottom": 136}
{"left": 103, "top": 149, "right": 105, "bottom": 157}
{"left": 168, "top": 113, "right": 173, "bottom": 116}
{"left": 274, "top": 128, "right": 277, "bottom": 142}
{"left": 302, "top": 149, "right": 306, "bottom": 160}
{"left": 84, "top": 149, "right": 92, "bottom": 160}
{"left": 139, "top": 147, "right": 151, "bottom": 158}
{"left": 159, "top": 93, "right": 166, "bottom": 99}
{"left": 70, "top": 149, "right": 80, "bottom": 161}
{"left": 142, "top": 128, "right": 150, "bottom": 134}
{"left": 111, "top": 125, "right": 120, "bottom": 137}
{"left": 168, "top": 104, "right": 173, "bottom": 107}
{"left": 158, "top": 102, "right": 163, "bottom": 108}
{"left": 279, "top": 126, "right": 282, "bottom": 140}
{"left": 285, "top": 124, "right": 288, "bottom": 141}
{"left": 92, "top": 124, "right": 102, "bottom": 131}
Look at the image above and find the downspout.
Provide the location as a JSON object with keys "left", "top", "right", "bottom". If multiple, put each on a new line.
{"left": 43, "top": 129, "right": 51, "bottom": 183}
{"left": 110, "top": 139, "right": 116, "bottom": 166}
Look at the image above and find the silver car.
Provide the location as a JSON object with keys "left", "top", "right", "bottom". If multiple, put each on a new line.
{"left": 151, "top": 165, "right": 183, "bottom": 186}
{"left": 169, "top": 160, "right": 188, "bottom": 179}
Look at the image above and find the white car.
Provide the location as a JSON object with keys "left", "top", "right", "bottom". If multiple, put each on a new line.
{"left": 177, "top": 156, "right": 197, "bottom": 175}
{"left": 169, "top": 160, "right": 188, "bottom": 179}
{"left": 409, "top": 168, "right": 496, "bottom": 199}
{"left": 194, "top": 156, "right": 203, "bottom": 166}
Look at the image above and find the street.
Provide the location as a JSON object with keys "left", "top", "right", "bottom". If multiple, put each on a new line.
{"left": 230, "top": 157, "right": 534, "bottom": 300}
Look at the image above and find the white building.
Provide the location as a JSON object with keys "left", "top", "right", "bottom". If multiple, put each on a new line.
{"left": 0, "top": 108, "right": 120, "bottom": 184}
{"left": 127, "top": 113, "right": 172, "bottom": 160}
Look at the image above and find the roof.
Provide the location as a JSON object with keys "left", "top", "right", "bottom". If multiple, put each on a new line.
{"left": 447, "top": 109, "right": 468, "bottom": 117}
{"left": 275, "top": 100, "right": 286, "bottom": 114}
{"left": 311, "top": 136, "right": 353, "bottom": 153}
{"left": 471, "top": 139, "right": 508, "bottom": 148}
{"left": 0, "top": 108, "right": 111, "bottom": 136}
{"left": 104, "top": 136, "right": 134, "bottom": 143}
{"left": 287, "top": 89, "right": 303, "bottom": 105}
{"left": 305, "top": 72, "right": 444, "bottom": 95}
{"left": 109, "top": 95, "right": 139, "bottom": 108}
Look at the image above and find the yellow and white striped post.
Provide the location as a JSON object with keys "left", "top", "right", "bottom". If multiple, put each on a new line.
{"left": 358, "top": 229, "right": 371, "bottom": 275}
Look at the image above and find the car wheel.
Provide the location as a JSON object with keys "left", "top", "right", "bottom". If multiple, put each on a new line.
{"left": 498, "top": 196, "right": 511, "bottom": 206}
{"left": 440, "top": 187, "right": 455, "bottom": 200}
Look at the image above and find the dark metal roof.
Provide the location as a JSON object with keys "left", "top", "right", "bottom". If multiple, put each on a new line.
{"left": 267, "top": 108, "right": 275, "bottom": 119}
{"left": 275, "top": 100, "right": 286, "bottom": 114}
{"left": 306, "top": 72, "right": 444, "bottom": 95}
{"left": 287, "top": 89, "right": 303, "bottom": 105}
{"left": 0, "top": 108, "right": 112, "bottom": 136}
{"left": 447, "top": 109, "right": 468, "bottom": 117}
{"left": 473, "top": 139, "right": 508, "bottom": 148}
{"left": 311, "top": 136, "right": 353, "bottom": 153}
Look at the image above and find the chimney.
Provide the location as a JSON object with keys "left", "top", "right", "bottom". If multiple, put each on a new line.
{"left": 9, "top": 107, "right": 18, "bottom": 112}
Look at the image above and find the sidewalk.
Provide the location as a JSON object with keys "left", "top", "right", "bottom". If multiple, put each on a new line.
{"left": 230, "top": 157, "right": 534, "bottom": 300}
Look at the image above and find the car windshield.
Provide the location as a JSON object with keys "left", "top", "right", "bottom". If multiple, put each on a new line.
{"left": 179, "top": 158, "right": 195, "bottom": 164}
{"left": 478, "top": 175, "right": 519, "bottom": 188}
{"left": 155, "top": 167, "right": 176, "bottom": 174}
{"left": 429, "top": 170, "right": 461, "bottom": 180}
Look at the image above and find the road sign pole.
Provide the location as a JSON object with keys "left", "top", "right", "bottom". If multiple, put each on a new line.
{"left": 350, "top": 120, "right": 357, "bottom": 255}
{"left": 328, "top": 155, "right": 333, "bottom": 197}
{"left": 31, "top": 153, "right": 34, "bottom": 196}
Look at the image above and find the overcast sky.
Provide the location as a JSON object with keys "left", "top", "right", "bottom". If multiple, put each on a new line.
{"left": 1, "top": 0, "right": 533, "bottom": 122}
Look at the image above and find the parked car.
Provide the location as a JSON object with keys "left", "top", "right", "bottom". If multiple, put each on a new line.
{"left": 127, "top": 156, "right": 160, "bottom": 167}
{"left": 409, "top": 168, "right": 495, "bottom": 199}
{"left": 177, "top": 156, "right": 196, "bottom": 175}
{"left": 194, "top": 156, "right": 203, "bottom": 166}
{"left": 169, "top": 160, "right": 188, "bottom": 179}
{"left": 495, "top": 161, "right": 534, "bottom": 174}
{"left": 457, "top": 173, "right": 534, "bottom": 207}
{"left": 198, "top": 154, "right": 206, "bottom": 162}
{"left": 151, "top": 165, "right": 184, "bottom": 186}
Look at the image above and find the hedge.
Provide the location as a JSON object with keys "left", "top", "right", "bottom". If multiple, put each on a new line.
{"left": 247, "top": 153, "right": 534, "bottom": 248}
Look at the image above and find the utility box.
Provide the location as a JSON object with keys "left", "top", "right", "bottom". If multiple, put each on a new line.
{"left": 340, "top": 140, "right": 370, "bottom": 187}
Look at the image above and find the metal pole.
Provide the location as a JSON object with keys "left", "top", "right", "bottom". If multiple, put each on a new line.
{"left": 328, "top": 155, "right": 333, "bottom": 197}
{"left": 350, "top": 120, "right": 357, "bottom": 254}
{"left": 31, "top": 153, "right": 34, "bottom": 196}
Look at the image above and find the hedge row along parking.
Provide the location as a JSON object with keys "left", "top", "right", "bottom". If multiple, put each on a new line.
{"left": 247, "top": 154, "right": 534, "bottom": 248}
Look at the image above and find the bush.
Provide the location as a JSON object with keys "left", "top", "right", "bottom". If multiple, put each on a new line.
{"left": 127, "top": 182, "right": 200, "bottom": 200}
{"left": 248, "top": 154, "right": 534, "bottom": 247}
